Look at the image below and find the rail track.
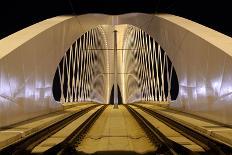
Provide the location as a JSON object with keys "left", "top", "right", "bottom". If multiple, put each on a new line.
{"left": 126, "top": 104, "right": 232, "bottom": 155}
{"left": 1, "top": 103, "right": 232, "bottom": 155}
{"left": 0, "top": 104, "right": 107, "bottom": 155}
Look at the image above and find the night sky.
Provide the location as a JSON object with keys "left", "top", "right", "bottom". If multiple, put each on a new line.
{"left": 0, "top": 0, "right": 232, "bottom": 39}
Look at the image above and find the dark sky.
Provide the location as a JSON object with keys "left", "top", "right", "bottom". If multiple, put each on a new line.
{"left": 0, "top": 0, "right": 232, "bottom": 39}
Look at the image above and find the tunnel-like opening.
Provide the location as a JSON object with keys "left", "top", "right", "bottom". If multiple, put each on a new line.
{"left": 109, "top": 85, "right": 123, "bottom": 104}
{"left": 52, "top": 24, "right": 179, "bottom": 104}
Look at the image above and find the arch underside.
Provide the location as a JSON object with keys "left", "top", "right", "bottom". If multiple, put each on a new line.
{"left": 1, "top": 13, "right": 232, "bottom": 127}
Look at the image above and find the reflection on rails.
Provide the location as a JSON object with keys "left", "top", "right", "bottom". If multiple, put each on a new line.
{"left": 0, "top": 104, "right": 106, "bottom": 154}
{"left": 126, "top": 104, "right": 232, "bottom": 154}
{"left": 77, "top": 105, "right": 155, "bottom": 154}
{"left": 0, "top": 103, "right": 232, "bottom": 155}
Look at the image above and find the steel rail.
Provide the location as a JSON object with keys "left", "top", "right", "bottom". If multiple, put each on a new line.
{"left": 133, "top": 104, "right": 232, "bottom": 155}
{"left": 125, "top": 105, "right": 192, "bottom": 155}
{"left": 0, "top": 104, "right": 99, "bottom": 155}
{"left": 43, "top": 105, "right": 107, "bottom": 154}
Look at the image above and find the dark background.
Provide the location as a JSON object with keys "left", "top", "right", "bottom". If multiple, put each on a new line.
{"left": 0, "top": 0, "right": 232, "bottom": 39}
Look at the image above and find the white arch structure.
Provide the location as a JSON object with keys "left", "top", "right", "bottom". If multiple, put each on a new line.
{"left": 1, "top": 13, "right": 232, "bottom": 127}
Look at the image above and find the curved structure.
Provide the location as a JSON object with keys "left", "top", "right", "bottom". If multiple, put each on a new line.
{"left": 53, "top": 26, "right": 109, "bottom": 104}
{"left": 122, "top": 25, "right": 178, "bottom": 103}
{"left": 53, "top": 24, "right": 177, "bottom": 105}
{"left": 1, "top": 13, "right": 232, "bottom": 127}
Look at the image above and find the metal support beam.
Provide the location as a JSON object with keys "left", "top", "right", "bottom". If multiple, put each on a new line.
{"left": 114, "top": 30, "right": 118, "bottom": 108}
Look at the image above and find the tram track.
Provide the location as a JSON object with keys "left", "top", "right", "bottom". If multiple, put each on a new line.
{"left": 0, "top": 104, "right": 107, "bottom": 155}
{"left": 126, "top": 104, "right": 232, "bottom": 155}
{"left": 126, "top": 105, "right": 192, "bottom": 155}
{"left": 1, "top": 103, "right": 231, "bottom": 155}
{"left": 40, "top": 105, "right": 107, "bottom": 155}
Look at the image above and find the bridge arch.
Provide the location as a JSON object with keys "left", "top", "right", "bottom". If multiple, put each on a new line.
{"left": 52, "top": 24, "right": 179, "bottom": 105}
{"left": 1, "top": 13, "right": 232, "bottom": 127}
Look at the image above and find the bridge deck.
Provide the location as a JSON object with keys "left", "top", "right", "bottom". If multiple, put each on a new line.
{"left": 1, "top": 103, "right": 232, "bottom": 153}
{"left": 0, "top": 103, "right": 96, "bottom": 149}
{"left": 32, "top": 105, "right": 103, "bottom": 153}
{"left": 137, "top": 103, "right": 232, "bottom": 147}
{"left": 129, "top": 105, "right": 204, "bottom": 152}
{"left": 77, "top": 105, "right": 155, "bottom": 154}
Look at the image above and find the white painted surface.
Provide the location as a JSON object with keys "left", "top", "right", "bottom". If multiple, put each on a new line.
{"left": 1, "top": 13, "right": 232, "bottom": 127}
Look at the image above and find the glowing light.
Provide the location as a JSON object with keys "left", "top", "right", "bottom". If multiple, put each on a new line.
{"left": 212, "top": 80, "right": 221, "bottom": 91}
{"left": 197, "top": 85, "right": 206, "bottom": 96}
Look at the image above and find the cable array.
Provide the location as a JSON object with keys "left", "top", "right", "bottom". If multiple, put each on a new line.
{"left": 54, "top": 25, "right": 176, "bottom": 104}
{"left": 57, "top": 26, "right": 108, "bottom": 103}
{"left": 123, "top": 25, "right": 173, "bottom": 103}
